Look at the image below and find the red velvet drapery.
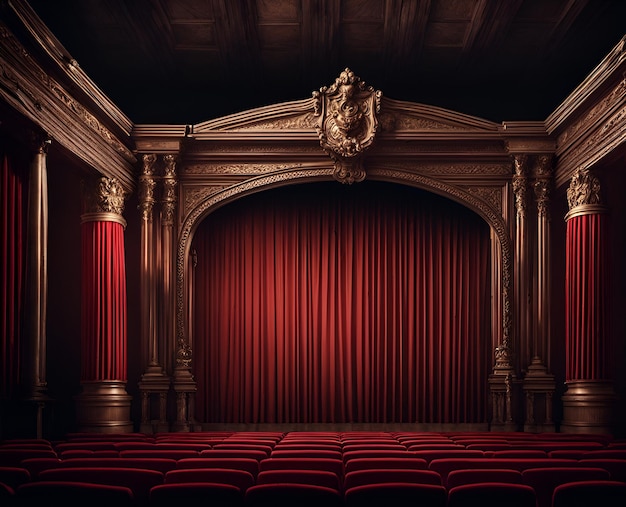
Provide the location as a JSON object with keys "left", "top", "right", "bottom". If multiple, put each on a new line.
{"left": 192, "top": 182, "right": 491, "bottom": 424}
{"left": 565, "top": 212, "right": 609, "bottom": 381}
{"left": 81, "top": 220, "right": 127, "bottom": 381}
{"left": 1, "top": 151, "right": 26, "bottom": 398}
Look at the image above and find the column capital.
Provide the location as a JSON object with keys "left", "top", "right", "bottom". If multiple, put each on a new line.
{"left": 565, "top": 166, "right": 608, "bottom": 220}
{"left": 81, "top": 176, "right": 128, "bottom": 227}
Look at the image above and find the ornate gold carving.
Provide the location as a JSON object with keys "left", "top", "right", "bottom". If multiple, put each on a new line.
{"left": 82, "top": 176, "right": 127, "bottom": 225}
{"left": 462, "top": 186, "right": 503, "bottom": 214}
{"left": 162, "top": 154, "right": 177, "bottom": 226}
{"left": 379, "top": 112, "right": 471, "bottom": 131}
{"left": 138, "top": 154, "right": 157, "bottom": 221}
{"left": 313, "top": 68, "right": 381, "bottom": 183}
{"left": 557, "top": 78, "right": 626, "bottom": 149}
{"left": 566, "top": 166, "right": 602, "bottom": 210}
{"left": 512, "top": 154, "right": 529, "bottom": 219}
{"left": 183, "top": 162, "right": 304, "bottom": 175}
{"left": 183, "top": 186, "right": 229, "bottom": 216}
{"left": 232, "top": 112, "right": 318, "bottom": 130}
{"left": 533, "top": 154, "right": 553, "bottom": 220}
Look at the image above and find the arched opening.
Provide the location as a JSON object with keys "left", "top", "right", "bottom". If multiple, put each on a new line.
{"left": 188, "top": 180, "right": 493, "bottom": 424}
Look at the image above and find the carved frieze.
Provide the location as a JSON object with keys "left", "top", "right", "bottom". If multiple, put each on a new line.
{"left": 313, "top": 68, "right": 381, "bottom": 183}
{"left": 462, "top": 186, "right": 503, "bottom": 214}
{"left": 182, "top": 162, "right": 305, "bottom": 175}
{"left": 183, "top": 186, "right": 229, "bottom": 215}
{"left": 229, "top": 112, "right": 317, "bottom": 130}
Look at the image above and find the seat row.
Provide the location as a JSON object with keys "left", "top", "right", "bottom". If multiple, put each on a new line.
{"left": 2, "top": 470, "right": 626, "bottom": 507}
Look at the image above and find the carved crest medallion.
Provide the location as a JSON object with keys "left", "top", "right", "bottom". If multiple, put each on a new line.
{"left": 313, "top": 68, "right": 381, "bottom": 184}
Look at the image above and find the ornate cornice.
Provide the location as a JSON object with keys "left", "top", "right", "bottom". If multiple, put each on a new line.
{"left": 0, "top": 19, "right": 136, "bottom": 190}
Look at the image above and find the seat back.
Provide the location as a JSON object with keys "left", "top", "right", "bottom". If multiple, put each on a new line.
{"left": 552, "top": 480, "right": 626, "bottom": 507}
{"left": 344, "top": 482, "right": 447, "bottom": 507}
{"left": 344, "top": 457, "right": 427, "bottom": 473}
{"left": 245, "top": 483, "right": 343, "bottom": 507}
{"left": 149, "top": 483, "right": 244, "bottom": 507}
{"left": 447, "top": 482, "right": 536, "bottom": 507}
{"left": 522, "top": 467, "right": 612, "bottom": 507}
{"left": 446, "top": 468, "right": 523, "bottom": 489}
{"left": 256, "top": 469, "right": 341, "bottom": 491}
{"left": 344, "top": 468, "right": 442, "bottom": 490}
{"left": 17, "top": 480, "right": 135, "bottom": 507}
{"left": 164, "top": 467, "right": 255, "bottom": 491}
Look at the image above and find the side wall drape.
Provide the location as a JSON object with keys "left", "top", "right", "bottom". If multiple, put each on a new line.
{"left": 81, "top": 220, "right": 127, "bottom": 381}
{"left": 565, "top": 212, "right": 610, "bottom": 381}
{"left": 1, "top": 150, "right": 26, "bottom": 399}
{"left": 192, "top": 182, "right": 491, "bottom": 424}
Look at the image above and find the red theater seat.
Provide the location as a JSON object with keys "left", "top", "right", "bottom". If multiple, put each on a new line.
{"left": 200, "top": 448, "right": 268, "bottom": 460}
{"left": 0, "top": 449, "right": 57, "bottom": 466}
{"left": 411, "top": 449, "right": 484, "bottom": 463}
{"left": 37, "top": 466, "right": 164, "bottom": 505}
{"left": 447, "top": 482, "right": 536, "bottom": 507}
{"left": 270, "top": 449, "right": 342, "bottom": 460}
{"left": 149, "top": 483, "right": 244, "bottom": 507}
{"left": 0, "top": 466, "right": 31, "bottom": 489}
{"left": 343, "top": 468, "right": 442, "bottom": 490}
{"left": 164, "top": 467, "right": 255, "bottom": 491}
{"left": 176, "top": 457, "right": 260, "bottom": 477}
{"left": 256, "top": 469, "right": 341, "bottom": 491}
{"left": 446, "top": 468, "right": 523, "bottom": 489}
{"left": 17, "top": 481, "right": 135, "bottom": 507}
{"left": 119, "top": 449, "right": 199, "bottom": 459}
{"left": 344, "top": 482, "right": 447, "bottom": 507}
{"left": 342, "top": 449, "right": 415, "bottom": 462}
{"left": 0, "top": 481, "right": 15, "bottom": 507}
{"left": 245, "top": 483, "right": 343, "bottom": 507}
{"left": 344, "top": 457, "right": 428, "bottom": 473}
{"left": 19, "top": 457, "right": 62, "bottom": 479}
{"left": 59, "top": 457, "right": 177, "bottom": 473}
{"left": 577, "top": 459, "right": 626, "bottom": 482}
{"left": 521, "top": 467, "right": 611, "bottom": 507}
{"left": 552, "top": 480, "right": 626, "bottom": 507}
{"left": 259, "top": 457, "right": 344, "bottom": 476}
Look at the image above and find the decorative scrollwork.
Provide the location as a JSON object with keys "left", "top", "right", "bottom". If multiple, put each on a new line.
{"left": 313, "top": 68, "right": 381, "bottom": 184}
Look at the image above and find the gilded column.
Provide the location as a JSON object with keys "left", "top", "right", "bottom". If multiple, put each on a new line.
{"left": 76, "top": 176, "right": 132, "bottom": 433}
{"left": 24, "top": 134, "right": 52, "bottom": 437}
{"left": 138, "top": 154, "right": 170, "bottom": 432}
{"left": 561, "top": 166, "right": 616, "bottom": 433}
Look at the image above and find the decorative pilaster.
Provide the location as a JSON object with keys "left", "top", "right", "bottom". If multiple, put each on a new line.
{"left": 561, "top": 166, "right": 617, "bottom": 433}
{"left": 24, "top": 134, "right": 52, "bottom": 437}
{"left": 76, "top": 176, "right": 132, "bottom": 433}
{"left": 489, "top": 155, "right": 523, "bottom": 432}
{"left": 138, "top": 154, "right": 169, "bottom": 433}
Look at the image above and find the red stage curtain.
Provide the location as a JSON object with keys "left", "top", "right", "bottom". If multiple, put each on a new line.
{"left": 565, "top": 213, "right": 609, "bottom": 381}
{"left": 81, "top": 220, "right": 127, "bottom": 381}
{"left": 1, "top": 150, "right": 26, "bottom": 398}
{"left": 192, "top": 182, "right": 491, "bottom": 424}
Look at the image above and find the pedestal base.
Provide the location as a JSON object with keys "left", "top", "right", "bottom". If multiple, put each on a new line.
{"left": 560, "top": 380, "right": 618, "bottom": 434}
{"left": 74, "top": 380, "right": 133, "bottom": 433}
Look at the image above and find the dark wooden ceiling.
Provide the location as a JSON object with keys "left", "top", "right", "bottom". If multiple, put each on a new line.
{"left": 26, "top": 0, "right": 626, "bottom": 125}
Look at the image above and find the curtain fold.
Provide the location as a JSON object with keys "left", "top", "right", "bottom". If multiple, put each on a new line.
{"left": 1, "top": 150, "right": 26, "bottom": 399}
{"left": 81, "top": 220, "right": 127, "bottom": 381}
{"left": 565, "top": 213, "right": 609, "bottom": 381}
{"left": 193, "top": 182, "right": 491, "bottom": 424}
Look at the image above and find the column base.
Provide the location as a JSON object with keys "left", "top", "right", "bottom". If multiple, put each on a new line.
{"left": 74, "top": 380, "right": 133, "bottom": 433}
{"left": 560, "top": 380, "right": 618, "bottom": 434}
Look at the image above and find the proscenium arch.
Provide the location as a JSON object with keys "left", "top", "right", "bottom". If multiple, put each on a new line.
{"left": 175, "top": 164, "right": 512, "bottom": 375}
